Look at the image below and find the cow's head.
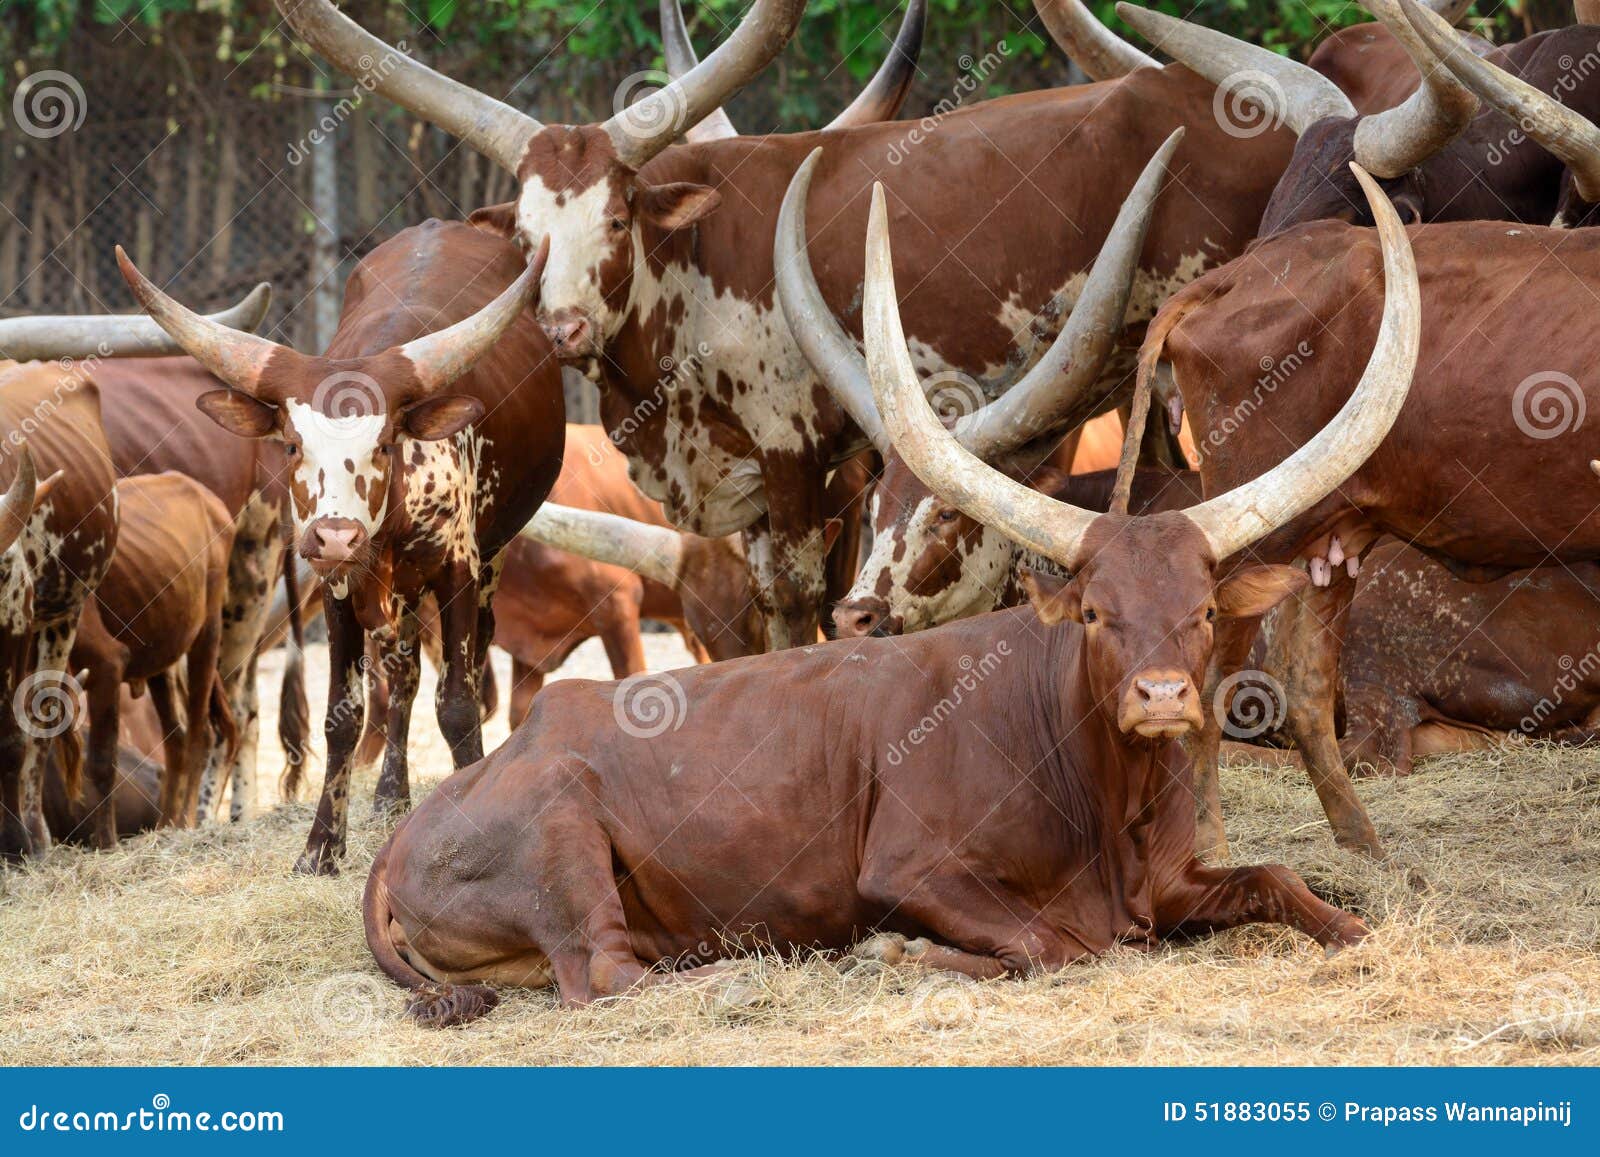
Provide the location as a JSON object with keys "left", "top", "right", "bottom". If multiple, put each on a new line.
{"left": 1115, "top": 0, "right": 1477, "bottom": 236}
{"left": 114, "top": 242, "right": 546, "bottom": 586}
{"left": 860, "top": 161, "right": 1419, "bottom": 740}
{"left": 276, "top": 0, "right": 802, "bottom": 360}
{"left": 1398, "top": 0, "right": 1600, "bottom": 229}
{"left": 776, "top": 134, "right": 1184, "bottom": 639}
{"left": 0, "top": 448, "right": 51, "bottom": 633}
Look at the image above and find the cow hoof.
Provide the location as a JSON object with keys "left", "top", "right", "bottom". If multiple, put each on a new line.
{"left": 292, "top": 850, "right": 340, "bottom": 877}
{"left": 707, "top": 977, "right": 769, "bottom": 1016}
{"left": 847, "top": 932, "right": 908, "bottom": 966}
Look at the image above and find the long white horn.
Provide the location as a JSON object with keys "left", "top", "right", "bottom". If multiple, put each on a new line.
{"left": 0, "top": 446, "right": 38, "bottom": 556}
{"left": 864, "top": 184, "right": 1098, "bottom": 570}
{"left": 115, "top": 247, "right": 285, "bottom": 397}
{"left": 1349, "top": 0, "right": 1479, "bottom": 179}
{"left": 1116, "top": 3, "right": 1355, "bottom": 134}
{"left": 276, "top": 0, "right": 542, "bottom": 173}
{"left": 605, "top": 0, "right": 806, "bottom": 168}
{"left": 0, "top": 283, "right": 271, "bottom": 362}
{"left": 954, "top": 128, "right": 1182, "bottom": 458}
{"left": 520, "top": 503, "right": 685, "bottom": 589}
{"left": 1401, "top": 0, "right": 1600, "bottom": 201}
{"left": 660, "top": 0, "right": 740, "bottom": 141}
{"left": 398, "top": 238, "right": 547, "bottom": 397}
{"left": 1035, "top": 0, "right": 1157, "bottom": 80}
{"left": 774, "top": 148, "right": 890, "bottom": 453}
{"left": 1181, "top": 164, "right": 1419, "bottom": 560}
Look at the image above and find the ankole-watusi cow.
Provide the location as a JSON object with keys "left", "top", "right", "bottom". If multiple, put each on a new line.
{"left": 779, "top": 132, "right": 1179, "bottom": 636}
{"left": 4, "top": 288, "right": 308, "bottom": 824}
{"left": 275, "top": 0, "right": 1299, "bottom": 654}
{"left": 43, "top": 688, "right": 165, "bottom": 845}
{"left": 1114, "top": 0, "right": 1600, "bottom": 233}
{"left": 68, "top": 472, "right": 237, "bottom": 845}
{"left": 1136, "top": 205, "right": 1600, "bottom": 860}
{"left": 0, "top": 366, "right": 119, "bottom": 863}
{"left": 116, "top": 221, "right": 565, "bottom": 875}
{"left": 355, "top": 167, "right": 1418, "bottom": 1027}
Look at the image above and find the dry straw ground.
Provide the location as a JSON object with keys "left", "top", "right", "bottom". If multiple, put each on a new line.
{"left": 2, "top": 637, "right": 1597, "bottom": 1065}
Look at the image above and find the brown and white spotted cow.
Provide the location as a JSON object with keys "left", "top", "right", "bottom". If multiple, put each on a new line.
{"left": 2, "top": 288, "right": 307, "bottom": 824}
{"left": 0, "top": 364, "right": 119, "bottom": 862}
{"left": 777, "top": 133, "right": 1178, "bottom": 635}
{"left": 69, "top": 472, "right": 237, "bottom": 845}
{"left": 116, "top": 221, "right": 565, "bottom": 874}
{"left": 353, "top": 168, "right": 1420, "bottom": 1025}
{"left": 275, "top": 0, "right": 1300, "bottom": 653}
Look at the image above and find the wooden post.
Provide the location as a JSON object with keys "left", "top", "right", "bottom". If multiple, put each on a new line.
{"left": 310, "top": 71, "right": 342, "bottom": 349}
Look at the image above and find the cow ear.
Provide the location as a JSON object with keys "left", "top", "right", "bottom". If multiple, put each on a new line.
{"left": 637, "top": 182, "right": 722, "bottom": 231}
{"left": 1215, "top": 564, "right": 1309, "bottom": 619}
{"left": 401, "top": 395, "right": 485, "bottom": 441}
{"left": 467, "top": 202, "right": 518, "bottom": 239}
{"left": 821, "top": 517, "right": 843, "bottom": 555}
{"left": 197, "top": 389, "right": 277, "bottom": 438}
{"left": 1019, "top": 567, "right": 1081, "bottom": 626}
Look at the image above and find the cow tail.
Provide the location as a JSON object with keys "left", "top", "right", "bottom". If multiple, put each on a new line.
{"left": 56, "top": 727, "right": 85, "bottom": 804}
{"left": 277, "top": 515, "right": 311, "bottom": 802}
{"left": 1111, "top": 293, "right": 1203, "bottom": 513}
{"left": 363, "top": 839, "right": 500, "bottom": 1029}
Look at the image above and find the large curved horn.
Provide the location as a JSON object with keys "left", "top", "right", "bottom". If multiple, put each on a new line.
{"left": 1182, "top": 164, "right": 1419, "bottom": 560}
{"left": 660, "top": 0, "right": 740, "bottom": 141}
{"left": 864, "top": 184, "right": 1098, "bottom": 570}
{"left": 1349, "top": 0, "right": 1478, "bottom": 178}
{"left": 0, "top": 446, "right": 38, "bottom": 556}
{"left": 519, "top": 503, "right": 685, "bottom": 589}
{"left": 1035, "top": 0, "right": 1157, "bottom": 80}
{"left": 775, "top": 148, "right": 890, "bottom": 453}
{"left": 0, "top": 283, "right": 271, "bottom": 363}
{"left": 605, "top": 0, "right": 806, "bottom": 168}
{"left": 115, "top": 247, "right": 284, "bottom": 396}
{"left": 275, "top": 0, "right": 541, "bottom": 173}
{"left": 1116, "top": 4, "right": 1355, "bottom": 134}
{"left": 953, "top": 127, "right": 1182, "bottom": 459}
{"left": 826, "top": 0, "right": 927, "bottom": 130}
{"left": 398, "top": 237, "right": 548, "bottom": 397}
{"left": 1401, "top": 0, "right": 1600, "bottom": 200}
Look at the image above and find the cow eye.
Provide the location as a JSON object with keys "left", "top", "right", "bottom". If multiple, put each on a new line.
{"left": 609, "top": 217, "right": 627, "bottom": 233}
{"left": 937, "top": 509, "right": 959, "bottom": 523}
{"left": 1082, "top": 607, "right": 1098, "bottom": 624}
{"left": 284, "top": 444, "right": 298, "bottom": 457}
{"left": 1205, "top": 606, "right": 1216, "bottom": 622}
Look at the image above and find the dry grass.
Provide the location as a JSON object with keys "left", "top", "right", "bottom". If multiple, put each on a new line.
{"left": 2, "top": 638, "right": 1597, "bottom": 1066}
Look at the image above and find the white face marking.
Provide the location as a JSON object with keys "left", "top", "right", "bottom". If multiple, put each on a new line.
{"left": 283, "top": 400, "right": 388, "bottom": 533}
{"left": 517, "top": 181, "right": 618, "bottom": 332}
{"left": 848, "top": 495, "right": 1014, "bottom": 633}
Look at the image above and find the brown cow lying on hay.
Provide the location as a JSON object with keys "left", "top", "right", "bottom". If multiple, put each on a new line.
{"left": 356, "top": 163, "right": 1413, "bottom": 1025}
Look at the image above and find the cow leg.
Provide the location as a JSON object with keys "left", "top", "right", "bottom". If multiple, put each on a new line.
{"left": 80, "top": 667, "right": 122, "bottom": 849}
{"left": 18, "top": 619, "right": 81, "bottom": 855}
{"left": 509, "top": 660, "right": 542, "bottom": 730}
{"left": 1268, "top": 579, "right": 1384, "bottom": 856}
{"left": 1189, "top": 614, "right": 1263, "bottom": 860}
{"left": 847, "top": 932, "right": 1011, "bottom": 980}
{"left": 296, "top": 596, "right": 364, "bottom": 876}
{"left": 0, "top": 633, "right": 32, "bottom": 862}
{"left": 743, "top": 471, "right": 828, "bottom": 650}
{"left": 198, "top": 498, "right": 277, "bottom": 823}
{"left": 598, "top": 598, "right": 648, "bottom": 679}
{"left": 434, "top": 579, "right": 485, "bottom": 769}
{"left": 148, "top": 674, "right": 185, "bottom": 792}
{"left": 352, "top": 637, "right": 392, "bottom": 773}
{"left": 1155, "top": 863, "right": 1368, "bottom": 952}
{"left": 372, "top": 607, "right": 421, "bottom": 817}
{"left": 474, "top": 552, "right": 503, "bottom": 724}
{"left": 175, "top": 619, "right": 224, "bottom": 828}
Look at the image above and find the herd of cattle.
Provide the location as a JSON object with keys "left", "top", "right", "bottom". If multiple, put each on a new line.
{"left": 3, "top": 0, "right": 1600, "bottom": 1022}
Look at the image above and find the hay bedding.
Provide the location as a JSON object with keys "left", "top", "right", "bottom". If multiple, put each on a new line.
{"left": 1, "top": 638, "right": 1596, "bottom": 1066}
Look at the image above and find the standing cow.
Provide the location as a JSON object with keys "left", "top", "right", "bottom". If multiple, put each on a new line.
{"left": 116, "top": 222, "right": 565, "bottom": 874}
{"left": 0, "top": 365, "right": 119, "bottom": 862}
{"left": 275, "top": 0, "right": 1298, "bottom": 652}
{"left": 354, "top": 165, "right": 1419, "bottom": 1025}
